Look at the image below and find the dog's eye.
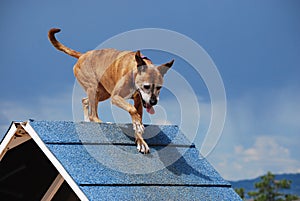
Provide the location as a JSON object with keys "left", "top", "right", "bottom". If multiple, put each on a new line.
{"left": 143, "top": 85, "right": 150, "bottom": 90}
{"left": 156, "top": 86, "right": 162, "bottom": 90}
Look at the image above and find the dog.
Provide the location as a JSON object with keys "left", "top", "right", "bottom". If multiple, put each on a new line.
{"left": 48, "top": 28, "right": 174, "bottom": 153}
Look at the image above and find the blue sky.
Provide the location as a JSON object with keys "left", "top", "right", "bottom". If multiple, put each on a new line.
{"left": 1, "top": 0, "right": 299, "bottom": 181}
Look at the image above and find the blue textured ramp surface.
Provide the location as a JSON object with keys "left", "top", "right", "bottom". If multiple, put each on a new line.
{"left": 46, "top": 144, "right": 227, "bottom": 185}
{"left": 30, "top": 121, "right": 191, "bottom": 145}
{"left": 80, "top": 186, "right": 240, "bottom": 201}
{"left": 29, "top": 121, "right": 241, "bottom": 201}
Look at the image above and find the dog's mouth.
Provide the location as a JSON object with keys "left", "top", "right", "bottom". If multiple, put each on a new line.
{"left": 141, "top": 98, "right": 155, "bottom": 115}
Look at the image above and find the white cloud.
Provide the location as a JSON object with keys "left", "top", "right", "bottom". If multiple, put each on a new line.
{"left": 213, "top": 136, "right": 300, "bottom": 180}
{"left": 235, "top": 136, "right": 290, "bottom": 163}
{"left": 207, "top": 86, "right": 300, "bottom": 180}
{"left": 0, "top": 91, "right": 73, "bottom": 138}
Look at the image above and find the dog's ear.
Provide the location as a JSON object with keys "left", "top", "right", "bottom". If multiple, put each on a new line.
{"left": 158, "top": 59, "right": 174, "bottom": 76}
{"left": 135, "top": 50, "right": 147, "bottom": 73}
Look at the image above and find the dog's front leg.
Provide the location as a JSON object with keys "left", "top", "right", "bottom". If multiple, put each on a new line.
{"left": 111, "top": 95, "right": 149, "bottom": 153}
{"left": 111, "top": 95, "right": 144, "bottom": 133}
{"left": 132, "top": 92, "right": 150, "bottom": 153}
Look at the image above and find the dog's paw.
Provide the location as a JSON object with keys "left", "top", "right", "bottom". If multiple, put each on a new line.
{"left": 91, "top": 118, "right": 102, "bottom": 123}
{"left": 132, "top": 120, "right": 144, "bottom": 133}
{"left": 136, "top": 139, "right": 150, "bottom": 154}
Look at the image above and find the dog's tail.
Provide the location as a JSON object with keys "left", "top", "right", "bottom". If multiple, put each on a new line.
{"left": 48, "top": 28, "right": 82, "bottom": 59}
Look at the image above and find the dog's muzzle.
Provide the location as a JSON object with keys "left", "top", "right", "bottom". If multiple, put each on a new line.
{"left": 149, "top": 95, "right": 157, "bottom": 106}
{"left": 137, "top": 89, "right": 156, "bottom": 114}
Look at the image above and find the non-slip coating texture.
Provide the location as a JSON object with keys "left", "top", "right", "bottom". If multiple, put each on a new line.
{"left": 29, "top": 120, "right": 241, "bottom": 201}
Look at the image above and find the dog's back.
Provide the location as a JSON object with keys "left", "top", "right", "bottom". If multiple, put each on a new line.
{"left": 74, "top": 49, "right": 135, "bottom": 94}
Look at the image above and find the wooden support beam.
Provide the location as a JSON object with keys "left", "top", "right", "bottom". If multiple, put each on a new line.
{"left": 41, "top": 174, "right": 64, "bottom": 201}
{"left": 0, "top": 123, "right": 31, "bottom": 161}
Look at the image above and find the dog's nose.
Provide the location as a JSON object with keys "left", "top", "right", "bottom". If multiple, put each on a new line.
{"left": 150, "top": 97, "right": 157, "bottom": 106}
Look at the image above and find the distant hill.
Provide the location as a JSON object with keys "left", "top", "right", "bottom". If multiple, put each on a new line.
{"left": 230, "top": 173, "right": 300, "bottom": 198}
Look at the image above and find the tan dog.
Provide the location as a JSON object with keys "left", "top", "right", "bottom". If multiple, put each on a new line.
{"left": 48, "top": 28, "right": 174, "bottom": 153}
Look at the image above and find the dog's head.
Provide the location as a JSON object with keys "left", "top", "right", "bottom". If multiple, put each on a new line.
{"left": 134, "top": 50, "right": 174, "bottom": 114}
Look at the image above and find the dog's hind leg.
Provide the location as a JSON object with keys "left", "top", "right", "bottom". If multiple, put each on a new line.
{"left": 86, "top": 83, "right": 111, "bottom": 122}
{"left": 86, "top": 88, "right": 102, "bottom": 122}
{"left": 82, "top": 97, "right": 89, "bottom": 121}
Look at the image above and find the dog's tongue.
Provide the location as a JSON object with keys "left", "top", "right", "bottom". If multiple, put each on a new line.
{"left": 146, "top": 106, "right": 155, "bottom": 114}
